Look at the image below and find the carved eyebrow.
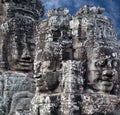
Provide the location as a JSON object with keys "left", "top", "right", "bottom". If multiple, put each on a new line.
{"left": 95, "top": 58, "right": 119, "bottom": 61}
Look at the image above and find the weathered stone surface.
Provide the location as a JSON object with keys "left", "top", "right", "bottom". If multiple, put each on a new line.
{"left": 9, "top": 91, "right": 34, "bottom": 115}
{"left": 32, "top": 5, "right": 120, "bottom": 115}
{"left": 31, "top": 94, "right": 61, "bottom": 115}
{"left": 0, "top": 71, "right": 35, "bottom": 115}
{"left": 34, "top": 8, "right": 72, "bottom": 95}
{"left": 61, "top": 60, "right": 84, "bottom": 93}
{"left": 0, "top": 2, "right": 120, "bottom": 115}
{"left": 81, "top": 94, "right": 120, "bottom": 115}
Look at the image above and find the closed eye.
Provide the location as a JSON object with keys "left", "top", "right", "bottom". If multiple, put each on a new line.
{"left": 95, "top": 59, "right": 106, "bottom": 67}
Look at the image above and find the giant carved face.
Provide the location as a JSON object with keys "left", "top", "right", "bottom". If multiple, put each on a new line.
{"left": 8, "top": 33, "right": 35, "bottom": 72}
{"left": 87, "top": 47, "right": 119, "bottom": 94}
{"left": 2, "top": 13, "right": 36, "bottom": 72}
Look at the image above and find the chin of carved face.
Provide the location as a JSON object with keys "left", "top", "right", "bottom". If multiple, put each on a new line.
{"left": 9, "top": 63, "right": 33, "bottom": 72}
{"left": 92, "top": 81, "right": 114, "bottom": 93}
{"left": 9, "top": 58, "right": 33, "bottom": 72}
{"left": 87, "top": 72, "right": 116, "bottom": 94}
{"left": 35, "top": 72, "right": 60, "bottom": 92}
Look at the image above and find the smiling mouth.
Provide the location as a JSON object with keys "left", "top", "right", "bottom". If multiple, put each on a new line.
{"left": 18, "top": 58, "right": 33, "bottom": 66}
{"left": 19, "top": 62, "right": 32, "bottom": 67}
{"left": 97, "top": 79, "right": 113, "bottom": 88}
{"left": 16, "top": 60, "right": 33, "bottom": 71}
{"left": 101, "top": 78, "right": 113, "bottom": 82}
{"left": 100, "top": 75, "right": 114, "bottom": 81}
{"left": 102, "top": 81, "right": 113, "bottom": 85}
{"left": 94, "top": 77, "right": 113, "bottom": 87}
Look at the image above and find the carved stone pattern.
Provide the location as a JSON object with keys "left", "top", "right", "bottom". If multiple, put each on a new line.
{"left": 0, "top": 3, "right": 120, "bottom": 115}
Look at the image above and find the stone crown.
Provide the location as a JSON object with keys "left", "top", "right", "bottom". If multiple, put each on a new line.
{"left": 1, "top": 0, "right": 44, "bottom": 19}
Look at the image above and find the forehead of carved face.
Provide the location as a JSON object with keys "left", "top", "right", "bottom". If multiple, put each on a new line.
{"left": 8, "top": 34, "right": 35, "bottom": 72}
{"left": 92, "top": 47, "right": 117, "bottom": 60}
{"left": 87, "top": 47, "right": 118, "bottom": 93}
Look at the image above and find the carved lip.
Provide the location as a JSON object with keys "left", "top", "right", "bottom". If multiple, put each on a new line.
{"left": 36, "top": 84, "right": 44, "bottom": 87}
{"left": 19, "top": 62, "right": 32, "bottom": 67}
{"left": 36, "top": 82, "right": 45, "bottom": 88}
{"left": 17, "top": 60, "right": 33, "bottom": 70}
{"left": 16, "top": 65, "right": 32, "bottom": 71}
{"left": 101, "top": 76, "right": 113, "bottom": 82}
{"left": 36, "top": 78, "right": 44, "bottom": 87}
{"left": 101, "top": 81, "right": 113, "bottom": 86}
{"left": 18, "top": 59, "right": 33, "bottom": 67}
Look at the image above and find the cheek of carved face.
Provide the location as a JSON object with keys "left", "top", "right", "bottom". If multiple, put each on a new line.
{"left": 35, "top": 72, "right": 60, "bottom": 92}
{"left": 87, "top": 47, "right": 119, "bottom": 93}
{"left": 35, "top": 74, "right": 48, "bottom": 92}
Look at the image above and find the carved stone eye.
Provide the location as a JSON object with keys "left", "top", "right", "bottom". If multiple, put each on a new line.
{"left": 95, "top": 60, "right": 106, "bottom": 67}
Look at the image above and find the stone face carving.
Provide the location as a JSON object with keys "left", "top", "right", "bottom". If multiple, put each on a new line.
{"left": 71, "top": 5, "right": 120, "bottom": 115}
{"left": 0, "top": 0, "right": 44, "bottom": 72}
{"left": 31, "top": 5, "right": 120, "bottom": 115}
{"left": 2, "top": 12, "right": 35, "bottom": 72}
{"left": 85, "top": 46, "right": 118, "bottom": 94}
{"left": 0, "top": 1, "right": 43, "bottom": 115}
{"left": 0, "top": 2, "right": 120, "bottom": 115}
{"left": 34, "top": 8, "right": 72, "bottom": 94}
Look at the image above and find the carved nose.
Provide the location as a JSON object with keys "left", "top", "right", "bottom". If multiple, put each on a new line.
{"left": 102, "top": 70, "right": 113, "bottom": 77}
{"left": 107, "top": 61, "right": 112, "bottom": 68}
{"left": 21, "top": 49, "right": 31, "bottom": 60}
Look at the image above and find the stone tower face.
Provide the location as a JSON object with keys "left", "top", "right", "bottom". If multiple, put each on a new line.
{"left": 0, "top": 0, "right": 44, "bottom": 72}
{"left": 0, "top": 2, "right": 120, "bottom": 115}
{"left": 86, "top": 46, "right": 118, "bottom": 94}
{"left": 0, "top": 1, "right": 44, "bottom": 115}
